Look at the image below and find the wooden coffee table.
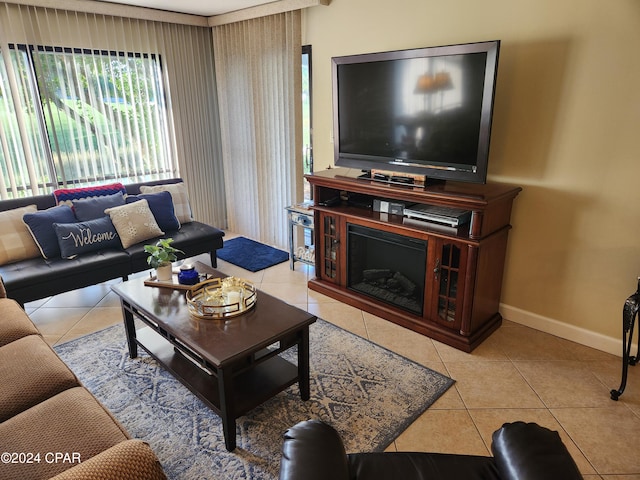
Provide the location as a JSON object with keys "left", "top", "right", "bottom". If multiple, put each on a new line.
{"left": 111, "top": 262, "right": 316, "bottom": 451}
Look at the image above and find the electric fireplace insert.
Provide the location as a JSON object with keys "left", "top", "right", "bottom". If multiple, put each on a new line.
{"left": 347, "top": 224, "right": 427, "bottom": 315}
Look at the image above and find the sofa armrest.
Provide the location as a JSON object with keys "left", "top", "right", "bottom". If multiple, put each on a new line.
{"left": 0, "top": 298, "right": 40, "bottom": 347}
{"left": 49, "top": 439, "right": 166, "bottom": 480}
{"left": 491, "top": 422, "right": 583, "bottom": 480}
{"left": 280, "top": 420, "right": 350, "bottom": 480}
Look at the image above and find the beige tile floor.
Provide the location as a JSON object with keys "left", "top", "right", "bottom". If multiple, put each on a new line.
{"left": 26, "top": 240, "right": 640, "bottom": 479}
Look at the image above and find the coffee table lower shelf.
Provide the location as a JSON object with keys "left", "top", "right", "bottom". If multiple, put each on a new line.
{"left": 136, "top": 327, "right": 300, "bottom": 448}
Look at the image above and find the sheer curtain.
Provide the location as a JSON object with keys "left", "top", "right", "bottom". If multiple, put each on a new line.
{"left": 213, "top": 11, "right": 302, "bottom": 248}
{"left": 0, "top": 3, "right": 226, "bottom": 228}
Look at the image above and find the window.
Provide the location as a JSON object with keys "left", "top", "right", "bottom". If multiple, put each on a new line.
{"left": 0, "top": 46, "right": 51, "bottom": 197}
{"left": 0, "top": 44, "right": 175, "bottom": 199}
{"left": 302, "top": 45, "right": 313, "bottom": 201}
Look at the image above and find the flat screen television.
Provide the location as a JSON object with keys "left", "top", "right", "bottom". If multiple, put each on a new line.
{"left": 332, "top": 40, "right": 500, "bottom": 184}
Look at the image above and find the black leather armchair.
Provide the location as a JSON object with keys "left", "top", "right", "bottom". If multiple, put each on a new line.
{"left": 279, "top": 420, "right": 583, "bottom": 480}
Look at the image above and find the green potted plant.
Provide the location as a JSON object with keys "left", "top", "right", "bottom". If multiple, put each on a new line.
{"left": 144, "top": 238, "right": 183, "bottom": 281}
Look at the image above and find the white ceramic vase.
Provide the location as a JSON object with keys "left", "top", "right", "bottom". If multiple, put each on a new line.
{"left": 156, "top": 264, "right": 173, "bottom": 282}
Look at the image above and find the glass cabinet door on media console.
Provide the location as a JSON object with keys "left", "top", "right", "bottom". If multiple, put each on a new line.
{"left": 318, "top": 212, "right": 340, "bottom": 284}
{"left": 428, "top": 239, "right": 468, "bottom": 331}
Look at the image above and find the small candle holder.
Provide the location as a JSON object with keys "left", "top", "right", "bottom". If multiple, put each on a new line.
{"left": 178, "top": 263, "right": 199, "bottom": 285}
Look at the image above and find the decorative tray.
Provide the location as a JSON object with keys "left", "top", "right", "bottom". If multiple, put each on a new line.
{"left": 186, "top": 277, "right": 257, "bottom": 319}
{"left": 144, "top": 271, "right": 210, "bottom": 291}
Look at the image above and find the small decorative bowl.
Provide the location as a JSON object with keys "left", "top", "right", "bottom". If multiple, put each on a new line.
{"left": 185, "top": 277, "right": 257, "bottom": 319}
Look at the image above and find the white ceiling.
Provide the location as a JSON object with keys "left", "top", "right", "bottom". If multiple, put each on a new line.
{"left": 98, "top": 0, "right": 277, "bottom": 17}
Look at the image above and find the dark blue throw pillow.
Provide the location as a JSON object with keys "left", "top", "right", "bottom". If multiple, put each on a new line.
{"left": 125, "top": 191, "right": 180, "bottom": 231}
{"left": 72, "top": 192, "right": 126, "bottom": 221}
{"left": 53, "top": 217, "right": 121, "bottom": 259}
{"left": 23, "top": 205, "right": 77, "bottom": 259}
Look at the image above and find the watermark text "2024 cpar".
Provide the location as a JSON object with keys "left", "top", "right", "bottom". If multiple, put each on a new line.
{"left": 1, "top": 452, "right": 81, "bottom": 464}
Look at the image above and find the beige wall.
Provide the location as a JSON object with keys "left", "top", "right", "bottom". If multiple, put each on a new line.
{"left": 303, "top": 0, "right": 640, "bottom": 353}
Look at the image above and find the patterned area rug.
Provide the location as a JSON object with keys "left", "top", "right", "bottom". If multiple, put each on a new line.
{"left": 54, "top": 320, "right": 453, "bottom": 480}
{"left": 217, "top": 237, "right": 289, "bottom": 272}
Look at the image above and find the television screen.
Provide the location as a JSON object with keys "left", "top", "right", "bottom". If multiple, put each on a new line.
{"left": 332, "top": 41, "right": 500, "bottom": 184}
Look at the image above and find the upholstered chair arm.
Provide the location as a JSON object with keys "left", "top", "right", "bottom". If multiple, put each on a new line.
{"left": 49, "top": 440, "right": 166, "bottom": 480}
{"left": 491, "top": 422, "right": 583, "bottom": 480}
{"left": 279, "top": 419, "right": 350, "bottom": 480}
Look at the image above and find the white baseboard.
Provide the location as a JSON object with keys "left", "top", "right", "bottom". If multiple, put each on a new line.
{"left": 499, "top": 304, "right": 635, "bottom": 358}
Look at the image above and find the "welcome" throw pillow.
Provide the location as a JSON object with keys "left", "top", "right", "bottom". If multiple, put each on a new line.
{"left": 53, "top": 217, "right": 121, "bottom": 259}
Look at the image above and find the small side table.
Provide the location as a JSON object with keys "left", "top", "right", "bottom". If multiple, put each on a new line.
{"left": 286, "top": 202, "right": 314, "bottom": 269}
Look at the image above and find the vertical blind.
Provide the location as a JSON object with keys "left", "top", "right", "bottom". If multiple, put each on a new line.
{"left": 0, "top": 3, "right": 226, "bottom": 229}
{"left": 32, "top": 46, "right": 172, "bottom": 186}
{"left": 0, "top": 42, "right": 50, "bottom": 197}
{"left": 213, "top": 11, "right": 302, "bottom": 249}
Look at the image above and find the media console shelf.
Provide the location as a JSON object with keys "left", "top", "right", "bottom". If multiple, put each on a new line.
{"left": 306, "top": 168, "right": 522, "bottom": 352}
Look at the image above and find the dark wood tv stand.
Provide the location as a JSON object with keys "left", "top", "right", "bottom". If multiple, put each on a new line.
{"left": 306, "top": 168, "right": 521, "bottom": 352}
